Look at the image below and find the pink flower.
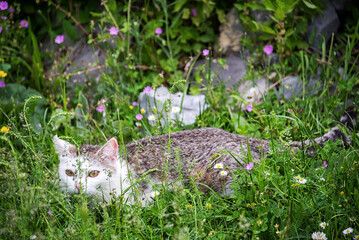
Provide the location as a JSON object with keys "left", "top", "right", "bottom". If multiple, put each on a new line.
{"left": 0, "top": 1, "right": 8, "bottom": 11}
{"left": 225, "top": 65, "right": 229, "bottom": 71}
{"left": 202, "top": 49, "right": 210, "bottom": 56}
{"left": 0, "top": 27, "right": 2, "bottom": 34}
{"left": 132, "top": 101, "right": 139, "bottom": 106}
{"left": 109, "top": 27, "right": 119, "bottom": 36}
{"left": 55, "top": 35, "right": 64, "bottom": 44}
{"left": 96, "top": 104, "right": 106, "bottom": 112}
{"left": 191, "top": 9, "right": 197, "bottom": 17}
{"left": 263, "top": 45, "right": 273, "bottom": 55}
{"left": 323, "top": 161, "right": 327, "bottom": 168}
{"left": 246, "top": 103, "right": 253, "bottom": 112}
{"left": 136, "top": 114, "right": 143, "bottom": 121}
{"left": 8, "top": 6, "right": 14, "bottom": 12}
{"left": 47, "top": 210, "right": 53, "bottom": 215}
{"left": 155, "top": 28, "right": 162, "bottom": 35}
{"left": 245, "top": 162, "right": 254, "bottom": 170}
{"left": 20, "top": 19, "right": 28, "bottom": 28}
{"left": 0, "top": 81, "right": 5, "bottom": 88}
{"left": 143, "top": 86, "right": 153, "bottom": 94}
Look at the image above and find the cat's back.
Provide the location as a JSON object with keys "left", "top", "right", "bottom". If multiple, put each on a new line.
{"left": 125, "top": 128, "right": 268, "bottom": 167}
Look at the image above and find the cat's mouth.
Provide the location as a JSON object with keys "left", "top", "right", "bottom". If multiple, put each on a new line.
{"left": 75, "top": 183, "right": 81, "bottom": 194}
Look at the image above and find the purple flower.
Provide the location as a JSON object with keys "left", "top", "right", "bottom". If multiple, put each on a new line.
{"left": 0, "top": 1, "right": 8, "bottom": 11}
{"left": 202, "top": 49, "right": 210, "bottom": 56}
{"left": 323, "top": 161, "right": 328, "bottom": 168}
{"left": 155, "top": 28, "right": 162, "bottom": 35}
{"left": 0, "top": 26, "right": 2, "bottom": 34}
{"left": 132, "top": 101, "right": 139, "bottom": 106}
{"left": 38, "top": 123, "right": 42, "bottom": 130}
{"left": 143, "top": 86, "right": 153, "bottom": 94}
{"left": 55, "top": 35, "right": 64, "bottom": 44}
{"left": 8, "top": 6, "right": 13, "bottom": 12}
{"left": 47, "top": 210, "right": 53, "bottom": 215}
{"left": 245, "top": 162, "right": 254, "bottom": 170}
{"left": 0, "top": 81, "right": 5, "bottom": 88}
{"left": 20, "top": 19, "right": 28, "bottom": 28}
{"left": 246, "top": 103, "right": 253, "bottom": 112}
{"left": 225, "top": 65, "right": 229, "bottom": 71}
{"left": 1, "top": 16, "right": 7, "bottom": 20}
{"left": 109, "top": 26, "right": 119, "bottom": 36}
{"left": 191, "top": 8, "right": 197, "bottom": 17}
{"left": 96, "top": 104, "right": 106, "bottom": 112}
{"left": 263, "top": 45, "right": 273, "bottom": 55}
{"left": 136, "top": 114, "right": 143, "bottom": 121}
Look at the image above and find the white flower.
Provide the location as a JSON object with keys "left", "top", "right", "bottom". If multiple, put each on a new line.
{"left": 319, "top": 222, "right": 327, "bottom": 229}
{"left": 214, "top": 163, "right": 224, "bottom": 169}
{"left": 298, "top": 178, "right": 307, "bottom": 184}
{"left": 343, "top": 227, "right": 353, "bottom": 235}
{"left": 265, "top": 172, "right": 270, "bottom": 176}
{"left": 291, "top": 169, "right": 295, "bottom": 172}
{"left": 249, "top": 87, "right": 257, "bottom": 94}
{"left": 220, "top": 171, "right": 228, "bottom": 177}
{"left": 30, "top": 235, "right": 37, "bottom": 239}
{"left": 172, "top": 106, "right": 180, "bottom": 113}
{"left": 295, "top": 175, "right": 301, "bottom": 180}
{"left": 319, "top": 178, "right": 325, "bottom": 182}
{"left": 312, "top": 231, "right": 327, "bottom": 240}
{"left": 150, "top": 191, "right": 160, "bottom": 198}
{"left": 148, "top": 115, "right": 156, "bottom": 121}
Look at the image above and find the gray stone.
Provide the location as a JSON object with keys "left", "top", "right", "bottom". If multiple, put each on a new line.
{"left": 194, "top": 56, "right": 268, "bottom": 109}
{"left": 138, "top": 87, "right": 208, "bottom": 126}
{"left": 218, "top": 8, "right": 245, "bottom": 55}
{"left": 278, "top": 68, "right": 343, "bottom": 99}
{"left": 307, "top": 0, "right": 340, "bottom": 48}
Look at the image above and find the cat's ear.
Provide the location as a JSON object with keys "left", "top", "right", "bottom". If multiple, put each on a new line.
{"left": 96, "top": 138, "right": 119, "bottom": 164}
{"left": 53, "top": 135, "right": 76, "bottom": 157}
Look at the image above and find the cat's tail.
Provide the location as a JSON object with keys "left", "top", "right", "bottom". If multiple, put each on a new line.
{"left": 290, "top": 106, "right": 357, "bottom": 153}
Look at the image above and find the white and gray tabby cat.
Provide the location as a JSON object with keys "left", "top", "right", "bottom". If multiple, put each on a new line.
{"left": 53, "top": 108, "right": 356, "bottom": 205}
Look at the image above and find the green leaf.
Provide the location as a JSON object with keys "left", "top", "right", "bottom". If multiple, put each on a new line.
{"left": 75, "top": 91, "right": 89, "bottom": 129}
{"left": 251, "top": 21, "right": 276, "bottom": 34}
{"left": 173, "top": 0, "right": 187, "bottom": 13}
{"left": 302, "top": 0, "right": 318, "bottom": 9}
{"left": 63, "top": 20, "right": 78, "bottom": 41}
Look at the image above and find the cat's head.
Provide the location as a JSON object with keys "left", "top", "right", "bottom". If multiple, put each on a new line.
{"left": 53, "top": 136, "right": 120, "bottom": 201}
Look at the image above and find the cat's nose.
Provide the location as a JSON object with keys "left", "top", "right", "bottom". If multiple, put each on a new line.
{"left": 75, "top": 183, "right": 81, "bottom": 194}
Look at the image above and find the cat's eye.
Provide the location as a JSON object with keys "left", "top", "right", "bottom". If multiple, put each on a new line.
{"left": 65, "top": 169, "right": 75, "bottom": 177}
{"left": 88, "top": 170, "right": 100, "bottom": 178}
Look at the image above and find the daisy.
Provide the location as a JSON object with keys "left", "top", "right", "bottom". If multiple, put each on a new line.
{"left": 214, "top": 163, "right": 223, "bottom": 169}
{"left": 343, "top": 227, "right": 353, "bottom": 235}
{"left": 319, "top": 222, "right": 327, "bottom": 229}
{"left": 172, "top": 106, "right": 180, "bottom": 113}
{"left": 220, "top": 171, "right": 228, "bottom": 177}
{"left": 298, "top": 178, "right": 307, "bottom": 184}
{"left": 150, "top": 191, "right": 160, "bottom": 198}
{"left": 148, "top": 115, "right": 156, "bottom": 121}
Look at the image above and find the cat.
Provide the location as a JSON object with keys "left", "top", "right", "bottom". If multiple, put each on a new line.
{"left": 53, "top": 107, "right": 356, "bottom": 205}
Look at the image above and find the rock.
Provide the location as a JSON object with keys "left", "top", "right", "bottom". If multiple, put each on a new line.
{"left": 218, "top": 8, "right": 245, "bottom": 55}
{"left": 138, "top": 87, "right": 208, "bottom": 126}
{"left": 278, "top": 68, "right": 343, "bottom": 99}
{"left": 195, "top": 56, "right": 268, "bottom": 109}
{"left": 307, "top": 0, "right": 340, "bottom": 48}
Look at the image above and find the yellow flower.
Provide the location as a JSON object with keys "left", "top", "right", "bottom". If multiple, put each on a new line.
{"left": 1, "top": 126, "right": 9, "bottom": 133}
{"left": 340, "top": 191, "right": 344, "bottom": 195}
{"left": 140, "top": 108, "right": 146, "bottom": 114}
{"left": 205, "top": 203, "right": 213, "bottom": 210}
{"left": 0, "top": 71, "right": 7, "bottom": 78}
{"left": 129, "top": 105, "right": 134, "bottom": 110}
